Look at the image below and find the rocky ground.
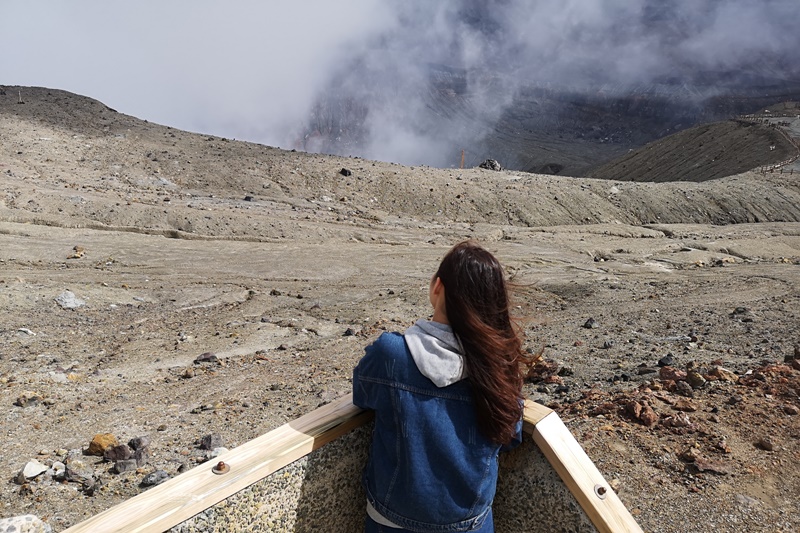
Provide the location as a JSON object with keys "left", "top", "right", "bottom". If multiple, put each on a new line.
{"left": 1, "top": 87, "right": 799, "bottom": 532}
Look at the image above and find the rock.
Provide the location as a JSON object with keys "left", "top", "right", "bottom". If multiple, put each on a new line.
{"left": 659, "top": 366, "right": 686, "bottom": 382}
{"left": 133, "top": 446, "right": 150, "bottom": 467}
{"left": 756, "top": 436, "right": 776, "bottom": 451}
{"left": 343, "top": 328, "right": 356, "bottom": 337}
{"left": 792, "top": 359, "right": 800, "bottom": 371}
{"left": 626, "top": 400, "right": 658, "bottom": 427}
{"left": 19, "top": 459, "right": 48, "bottom": 482}
{"left": 87, "top": 433, "right": 119, "bottom": 456}
{"left": 103, "top": 444, "right": 132, "bottom": 462}
{"left": 784, "top": 405, "right": 799, "bottom": 415}
{"left": 14, "top": 391, "right": 43, "bottom": 408}
{"left": 673, "top": 398, "right": 699, "bottom": 412}
{"left": 0, "top": 515, "right": 52, "bottom": 533}
{"left": 686, "top": 371, "right": 707, "bottom": 389}
{"left": 602, "top": 340, "right": 614, "bottom": 349}
{"left": 64, "top": 453, "right": 95, "bottom": 483}
{"left": 128, "top": 436, "right": 151, "bottom": 451}
{"left": 708, "top": 366, "right": 739, "bottom": 382}
{"left": 51, "top": 461, "right": 66, "bottom": 479}
{"left": 200, "top": 434, "right": 223, "bottom": 450}
{"left": 339, "top": 168, "right": 352, "bottom": 177}
{"left": 663, "top": 412, "right": 692, "bottom": 428}
{"left": 55, "top": 290, "right": 86, "bottom": 309}
{"left": 582, "top": 318, "right": 599, "bottom": 329}
{"left": 657, "top": 354, "right": 675, "bottom": 367}
{"left": 243, "top": 195, "right": 254, "bottom": 202}
{"left": 637, "top": 366, "right": 657, "bottom": 375}
{"left": 735, "top": 494, "right": 760, "bottom": 508}
{"left": 113, "top": 459, "right": 138, "bottom": 474}
{"left": 727, "top": 394, "right": 743, "bottom": 405}
{"left": 478, "top": 159, "right": 502, "bottom": 171}
{"left": 209, "top": 447, "right": 228, "bottom": 459}
{"left": 141, "top": 469, "right": 170, "bottom": 487}
{"left": 675, "top": 381, "right": 694, "bottom": 398}
{"left": 194, "top": 352, "right": 218, "bottom": 364}
{"left": 692, "top": 455, "right": 732, "bottom": 475}
{"left": 639, "top": 404, "right": 659, "bottom": 427}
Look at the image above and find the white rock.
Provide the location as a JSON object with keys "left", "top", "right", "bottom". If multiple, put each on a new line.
{"left": 50, "top": 461, "right": 66, "bottom": 479}
{"left": 55, "top": 290, "right": 86, "bottom": 309}
{"left": 0, "top": 515, "right": 52, "bottom": 533}
{"left": 21, "top": 459, "right": 48, "bottom": 480}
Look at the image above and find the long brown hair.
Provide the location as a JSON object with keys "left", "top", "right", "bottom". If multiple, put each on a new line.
{"left": 435, "top": 241, "right": 526, "bottom": 445}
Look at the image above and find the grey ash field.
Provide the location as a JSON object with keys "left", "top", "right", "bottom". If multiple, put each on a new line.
{"left": 1, "top": 87, "right": 800, "bottom": 532}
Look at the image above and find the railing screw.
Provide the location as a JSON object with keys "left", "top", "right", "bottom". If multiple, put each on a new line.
{"left": 212, "top": 461, "right": 230, "bottom": 475}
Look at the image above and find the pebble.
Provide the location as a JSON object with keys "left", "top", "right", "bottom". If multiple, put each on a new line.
{"left": 14, "top": 391, "right": 43, "bottom": 408}
{"left": 113, "top": 459, "right": 138, "bottom": 474}
{"left": 194, "top": 352, "right": 219, "bottom": 364}
{"left": 200, "top": 434, "right": 223, "bottom": 450}
{"left": 582, "top": 318, "right": 599, "bottom": 329}
{"left": 129, "top": 436, "right": 151, "bottom": 451}
{"left": 735, "top": 494, "right": 760, "bottom": 508}
{"left": 343, "top": 328, "right": 356, "bottom": 337}
{"left": 50, "top": 461, "right": 65, "bottom": 479}
{"left": 727, "top": 394, "right": 744, "bottom": 405}
{"left": 0, "top": 515, "right": 52, "bottom": 533}
{"left": 756, "top": 436, "right": 776, "bottom": 451}
{"left": 657, "top": 354, "right": 675, "bottom": 367}
{"left": 209, "top": 447, "right": 229, "bottom": 459}
{"left": 141, "top": 469, "right": 170, "bottom": 487}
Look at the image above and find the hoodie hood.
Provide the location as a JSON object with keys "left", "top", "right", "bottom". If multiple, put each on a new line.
{"left": 404, "top": 319, "right": 466, "bottom": 387}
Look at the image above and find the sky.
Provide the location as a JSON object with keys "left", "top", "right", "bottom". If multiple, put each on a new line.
{"left": 3, "top": 0, "right": 799, "bottom": 166}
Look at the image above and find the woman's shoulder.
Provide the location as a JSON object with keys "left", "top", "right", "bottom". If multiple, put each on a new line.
{"left": 369, "top": 331, "right": 408, "bottom": 356}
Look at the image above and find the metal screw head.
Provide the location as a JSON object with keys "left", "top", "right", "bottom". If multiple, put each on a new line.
{"left": 212, "top": 461, "right": 230, "bottom": 475}
{"left": 594, "top": 484, "right": 607, "bottom": 499}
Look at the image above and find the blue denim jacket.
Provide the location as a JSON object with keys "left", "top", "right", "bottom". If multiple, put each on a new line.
{"left": 353, "top": 331, "right": 521, "bottom": 532}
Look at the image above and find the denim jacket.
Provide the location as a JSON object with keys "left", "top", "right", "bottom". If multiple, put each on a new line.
{"left": 353, "top": 328, "right": 521, "bottom": 532}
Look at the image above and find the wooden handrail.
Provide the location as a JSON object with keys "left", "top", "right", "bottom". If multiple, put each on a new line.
{"left": 64, "top": 395, "right": 641, "bottom": 533}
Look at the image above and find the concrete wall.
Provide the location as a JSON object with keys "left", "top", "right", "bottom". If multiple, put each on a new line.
{"left": 170, "top": 423, "right": 597, "bottom": 533}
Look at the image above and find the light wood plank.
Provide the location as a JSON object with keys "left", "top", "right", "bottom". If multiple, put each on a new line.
{"left": 65, "top": 393, "right": 642, "bottom": 533}
{"left": 522, "top": 399, "right": 553, "bottom": 431}
{"left": 532, "top": 412, "right": 644, "bottom": 533}
{"left": 63, "top": 393, "right": 371, "bottom": 533}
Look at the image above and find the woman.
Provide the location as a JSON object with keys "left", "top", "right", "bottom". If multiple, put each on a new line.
{"left": 353, "top": 241, "right": 529, "bottom": 532}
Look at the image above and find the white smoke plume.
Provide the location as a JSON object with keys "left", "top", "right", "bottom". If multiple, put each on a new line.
{"left": 2, "top": 1, "right": 798, "bottom": 168}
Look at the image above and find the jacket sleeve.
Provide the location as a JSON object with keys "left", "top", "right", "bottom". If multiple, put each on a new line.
{"left": 352, "top": 334, "right": 386, "bottom": 410}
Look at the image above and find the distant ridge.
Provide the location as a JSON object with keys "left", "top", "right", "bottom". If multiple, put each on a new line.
{"left": 587, "top": 116, "right": 798, "bottom": 183}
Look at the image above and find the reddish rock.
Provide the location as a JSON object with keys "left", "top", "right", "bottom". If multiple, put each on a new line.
{"left": 660, "top": 366, "right": 686, "bottom": 382}
{"left": 673, "top": 399, "right": 699, "bottom": 412}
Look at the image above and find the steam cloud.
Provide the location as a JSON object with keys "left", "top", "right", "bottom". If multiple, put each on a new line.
{"left": 3, "top": 1, "right": 798, "bottom": 168}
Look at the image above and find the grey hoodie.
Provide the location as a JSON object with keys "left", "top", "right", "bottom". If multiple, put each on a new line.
{"left": 404, "top": 319, "right": 466, "bottom": 387}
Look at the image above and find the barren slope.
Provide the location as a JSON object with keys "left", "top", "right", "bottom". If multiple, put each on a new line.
{"left": 0, "top": 87, "right": 799, "bottom": 533}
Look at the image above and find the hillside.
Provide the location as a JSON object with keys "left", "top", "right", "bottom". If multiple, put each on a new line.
{"left": 588, "top": 114, "right": 800, "bottom": 182}
{"left": 1, "top": 87, "right": 799, "bottom": 533}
